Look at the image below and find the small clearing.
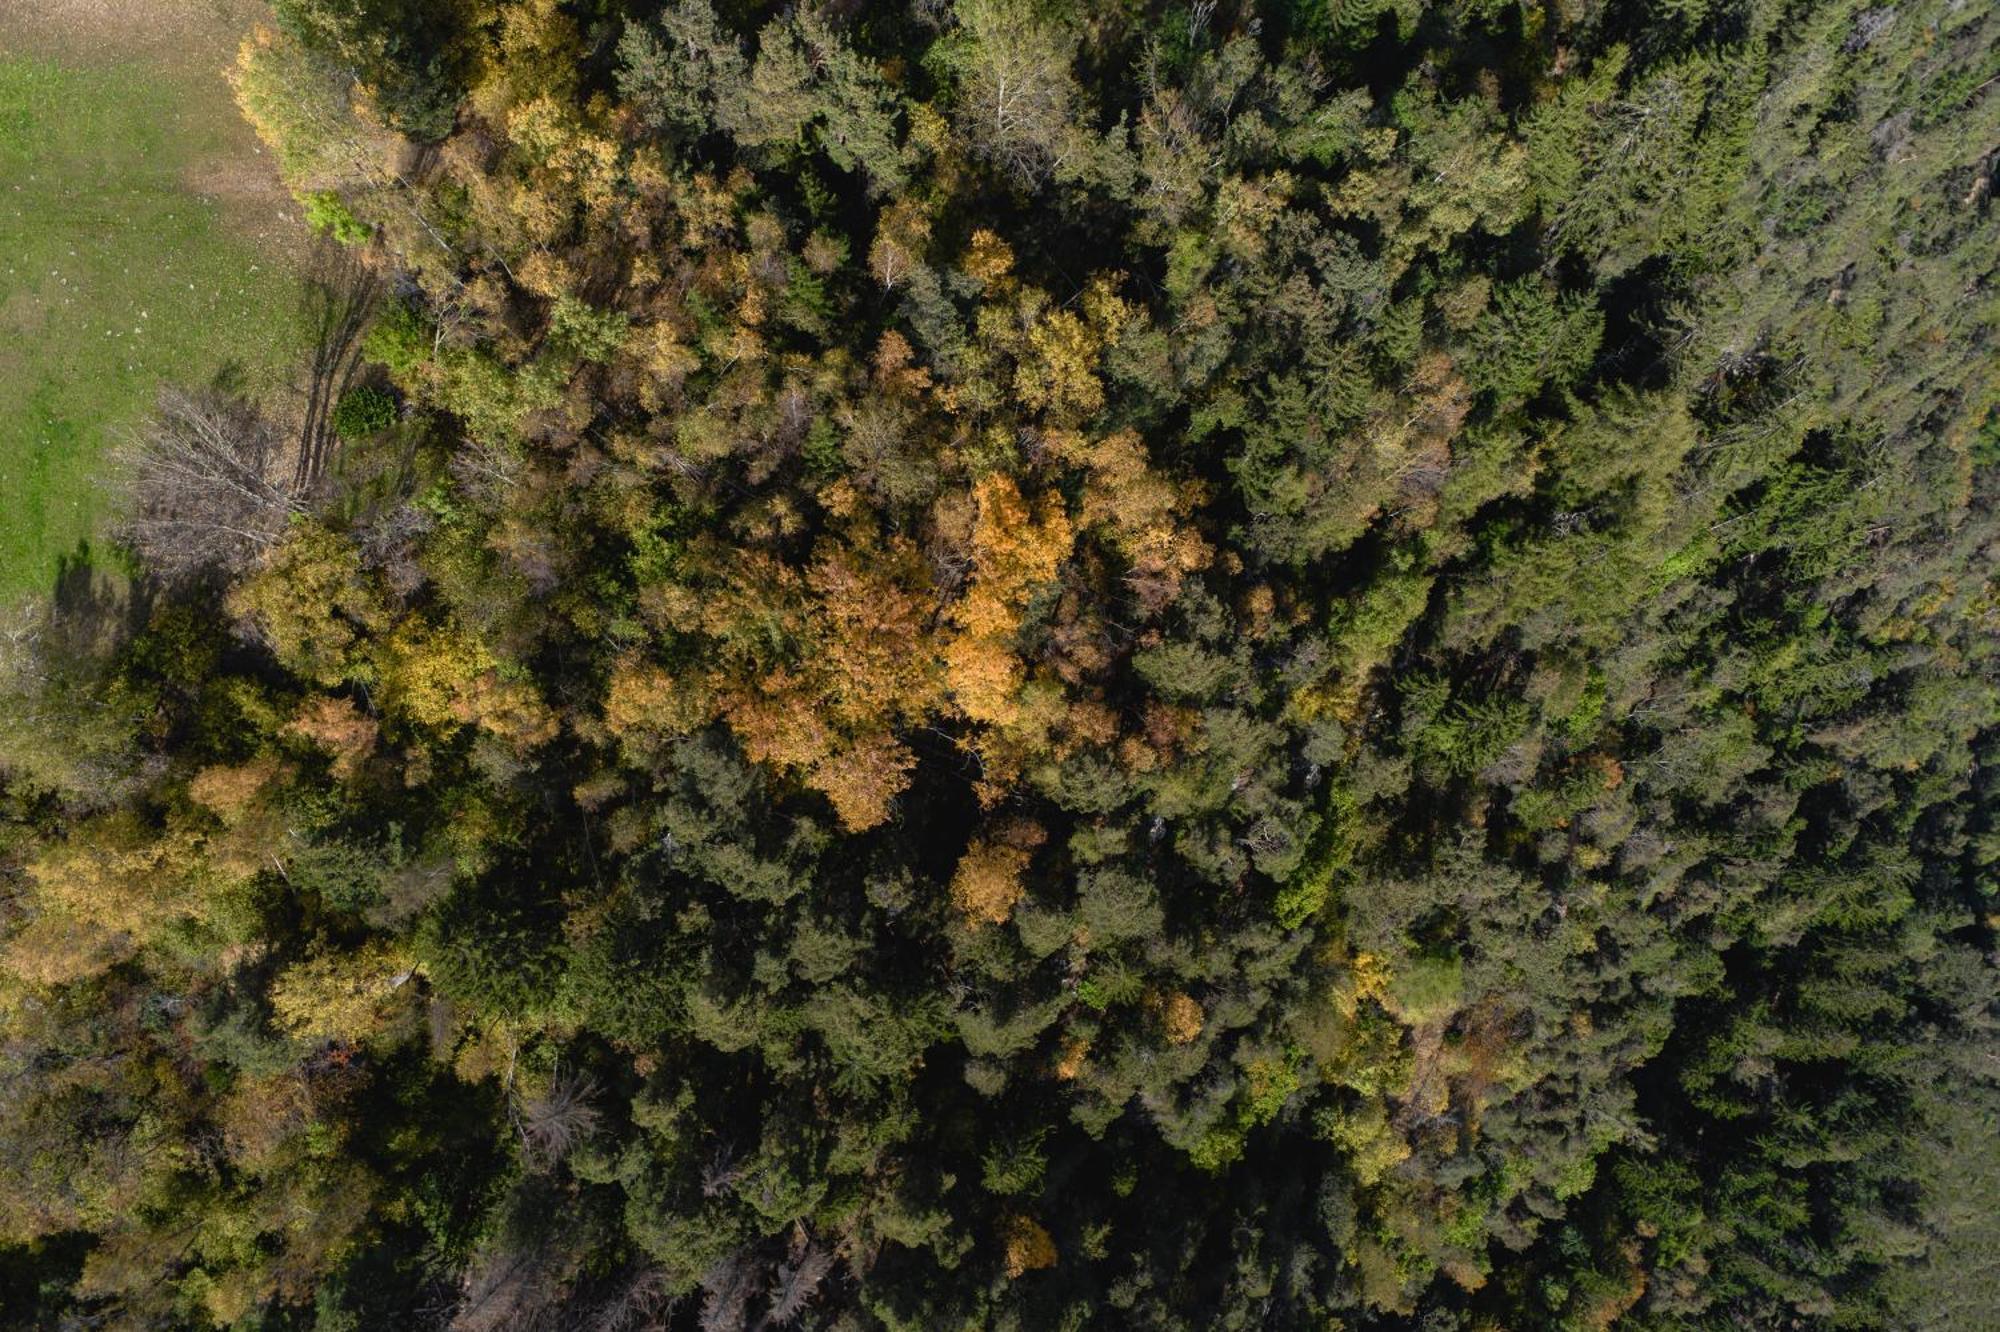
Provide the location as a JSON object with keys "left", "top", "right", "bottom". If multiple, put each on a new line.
{"left": 0, "top": 0, "right": 307, "bottom": 601}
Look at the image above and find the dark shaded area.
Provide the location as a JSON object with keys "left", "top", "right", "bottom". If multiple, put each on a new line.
{"left": 297, "top": 240, "right": 384, "bottom": 491}
{"left": 0, "top": 3, "right": 1994, "bottom": 1332}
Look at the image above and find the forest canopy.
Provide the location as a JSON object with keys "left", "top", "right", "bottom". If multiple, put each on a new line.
{"left": 2, "top": 1, "right": 1998, "bottom": 1329}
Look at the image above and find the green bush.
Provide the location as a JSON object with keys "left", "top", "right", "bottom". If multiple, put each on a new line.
{"left": 302, "top": 189, "right": 371, "bottom": 244}
{"left": 1387, "top": 953, "right": 1465, "bottom": 1024}
{"left": 363, "top": 301, "right": 430, "bottom": 381}
{"left": 331, "top": 385, "right": 397, "bottom": 440}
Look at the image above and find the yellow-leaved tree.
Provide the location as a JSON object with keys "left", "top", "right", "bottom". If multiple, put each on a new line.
{"left": 941, "top": 474, "right": 1073, "bottom": 730}
{"left": 269, "top": 940, "right": 415, "bottom": 1045}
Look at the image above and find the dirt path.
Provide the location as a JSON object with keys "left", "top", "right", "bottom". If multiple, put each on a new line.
{"left": 0, "top": 0, "right": 257, "bottom": 65}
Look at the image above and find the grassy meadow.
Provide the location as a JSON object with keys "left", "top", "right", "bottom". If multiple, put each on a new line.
{"left": 0, "top": 45, "right": 305, "bottom": 602}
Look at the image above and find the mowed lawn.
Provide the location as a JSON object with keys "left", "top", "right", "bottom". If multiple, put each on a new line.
{"left": 0, "top": 52, "right": 305, "bottom": 602}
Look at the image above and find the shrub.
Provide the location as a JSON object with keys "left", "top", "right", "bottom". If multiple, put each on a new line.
{"left": 302, "top": 190, "right": 371, "bottom": 244}
{"left": 363, "top": 301, "right": 431, "bottom": 382}
{"left": 331, "top": 386, "right": 397, "bottom": 440}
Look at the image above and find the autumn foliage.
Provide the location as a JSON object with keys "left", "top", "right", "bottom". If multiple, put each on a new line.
{"left": 0, "top": 2, "right": 1995, "bottom": 1330}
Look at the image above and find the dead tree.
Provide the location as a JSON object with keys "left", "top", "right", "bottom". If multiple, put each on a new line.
{"left": 514, "top": 1068, "right": 602, "bottom": 1165}
{"left": 115, "top": 385, "right": 301, "bottom": 581}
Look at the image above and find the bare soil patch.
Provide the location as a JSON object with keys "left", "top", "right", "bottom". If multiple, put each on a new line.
{"left": 0, "top": 0, "right": 257, "bottom": 66}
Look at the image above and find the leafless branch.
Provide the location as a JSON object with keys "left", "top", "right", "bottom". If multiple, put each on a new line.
{"left": 515, "top": 1068, "right": 602, "bottom": 1165}
{"left": 114, "top": 386, "right": 301, "bottom": 580}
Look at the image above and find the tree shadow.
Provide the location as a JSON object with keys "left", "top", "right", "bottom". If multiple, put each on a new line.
{"left": 295, "top": 238, "right": 384, "bottom": 492}
{"left": 45, "top": 538, "right": 153, "bottom": 658}
{"left": 207, "top": 358, "right": 251, "bottom": 398}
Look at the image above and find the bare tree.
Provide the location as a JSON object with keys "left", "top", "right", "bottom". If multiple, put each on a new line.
{"left": 515, "top": 1068, "right": 602, "bottom": 1164}
{"left": 765, "top": 1245, "right": 834, "bottom": 1327}
{"left": 950, "top": 0, "right": 1086, "bottom": 188}
{"left": 450, "top": 1238, "right": 565, "bottom": 1332}
{"left": 700, "top": 1140, "right": 744, "bottom": 1199}
{"left": 581, "top": 1267, "right": 674, "bottom": 1332}
{"left": 697, "top": 1253, "right": 762, "bottom": 1332}
{"left": 114, "top": 386, "right": 301, "bottom": 581}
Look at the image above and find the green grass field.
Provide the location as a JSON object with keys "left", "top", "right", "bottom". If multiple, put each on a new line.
{"left": 0, "top": 52, "right": 305, "bottom": 602}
